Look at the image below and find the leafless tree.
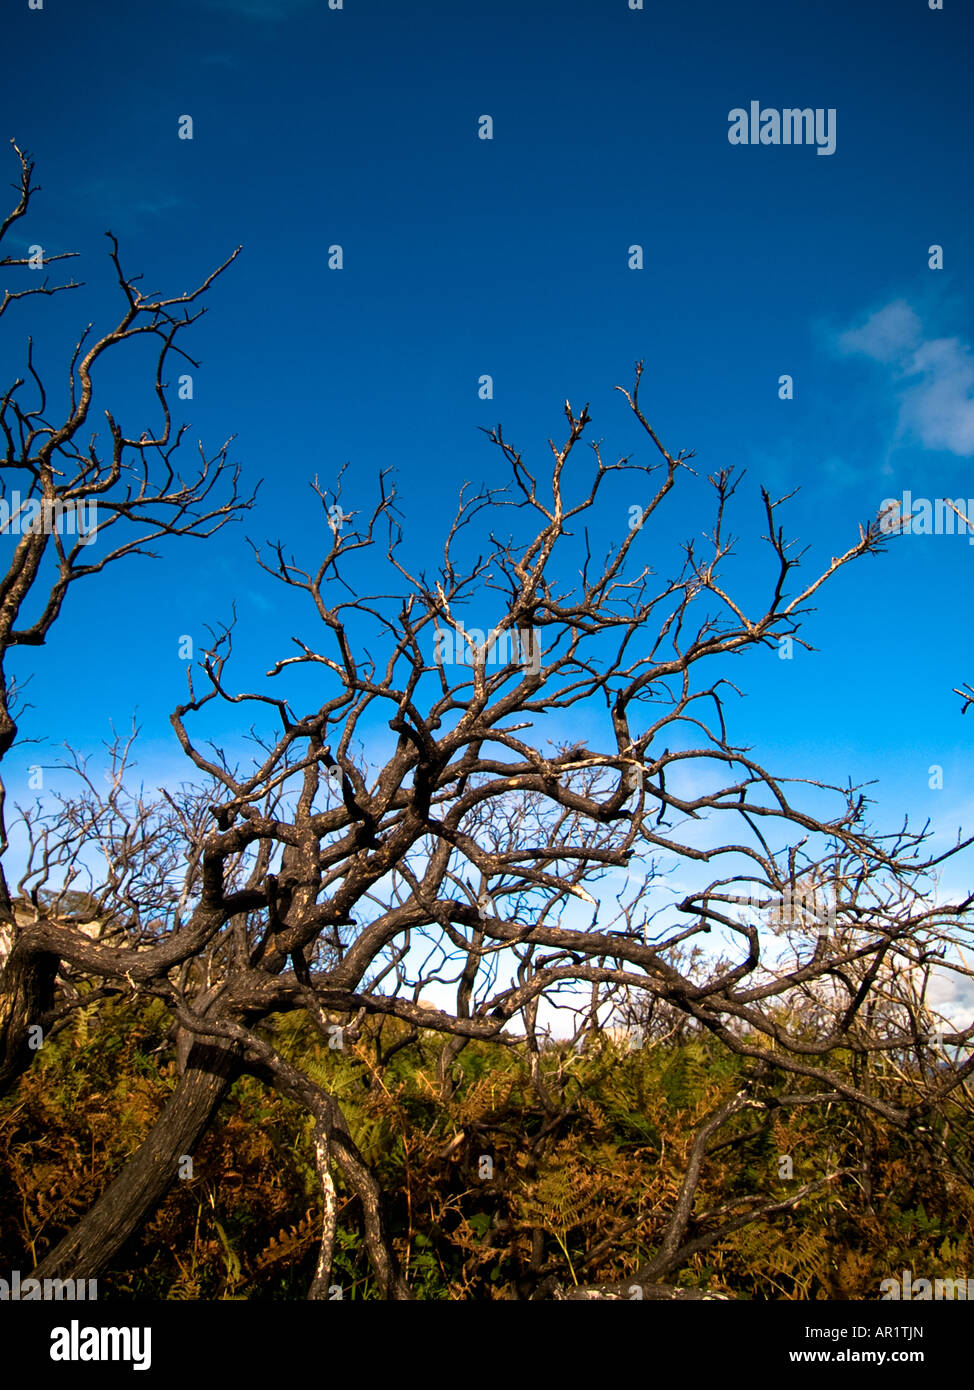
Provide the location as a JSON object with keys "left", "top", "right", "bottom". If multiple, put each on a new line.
{"left": 0, "top": 140, "right": 254, "bottom": 1087}
{"left": 7, "top": 347, "right": 972, "bottom": 1297}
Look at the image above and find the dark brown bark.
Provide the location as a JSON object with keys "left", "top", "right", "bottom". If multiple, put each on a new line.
{"left": 31, "top": 1036, "right": 239, "bottom": 1283}
{"left": 0, "top": 941, "right": 59, "bottom": 1095}
{"left": 327, "top": 1113, "right": 411, "bottom": 1301}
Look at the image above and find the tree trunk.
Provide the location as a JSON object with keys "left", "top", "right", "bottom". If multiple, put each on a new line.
{"left": 31, "top": 1036, "right": 239, "bottom": 1283}
{"left": 0, "top": 941, "right": 59, "bottom": 1097}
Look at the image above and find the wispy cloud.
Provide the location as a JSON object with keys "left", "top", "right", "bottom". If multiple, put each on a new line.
{"left": 838, "top": 299, "right": 974, "bottom": 457}
{"left": 839, "top": 300, "right": 922, "bottom": 363}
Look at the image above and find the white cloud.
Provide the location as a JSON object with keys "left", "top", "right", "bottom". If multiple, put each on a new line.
{"left": 839, "top": 299, "right": 974, "bottom": 457}
{"left": 900, "top": 336, "right": 974, "bottom": 456}
{"left": 838, "top": 300, "right": 922, "bottom": 363}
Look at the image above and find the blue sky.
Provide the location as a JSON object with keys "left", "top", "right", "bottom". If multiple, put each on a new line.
{"left": 1, "top": 0, "right": 973, "bottom": 924}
